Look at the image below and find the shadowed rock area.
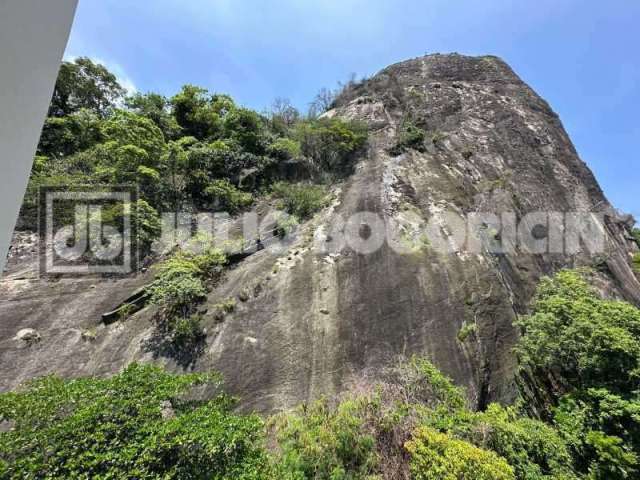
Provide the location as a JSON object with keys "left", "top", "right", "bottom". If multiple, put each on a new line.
{"left": 2, "top": 53, "right": 639, "bottom": 413}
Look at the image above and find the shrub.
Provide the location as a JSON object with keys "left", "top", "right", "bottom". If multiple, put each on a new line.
{"left": 632, "top": 253, "right": 640, "bottom": 275}
{"left": 406, "top": 427, "right": 515, "bottom": 480}
{"left": 205, "top": 179, "right": 254, "bottom": 213}
{"left": 148, "top": 248, "right": 227, "bottom": 317}
{"left": 149, "top": 272, "right": 206, "bottom": 317}
{"left": 434, "top": 404, "right": 580, "bottom": 480}
{"left": 274, "top": 212, "right": 300, "bottom": 238}
{"left": 271, "top": 182, "right": 329, "bottom": 219}
{"left": 213, "top": 298, "right": 236, "bottom": 322}
{"left": 383, "top": 356, "right": 467, "bottom": 412}
{"left": 270, "top": 396, "right": 378, "bottom": 479}
{"left": 457, "top": 322, "right": 476, "bottom": 343}
{"left": 267, "top": 137, "right": 302, "bottom": 160}
{"left": 389, "top": 122, "right": 426, "bottom": 155}
{"left": 0, "top": 364, "right": 271, "bottom": 479}
{"left": 171, "top": 315, "right": 206, "bottom": 350}
{"left": 294, "top": 117, "right": 367, "bottom": 172}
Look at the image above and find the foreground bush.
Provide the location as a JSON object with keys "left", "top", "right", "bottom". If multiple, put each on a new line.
{"left": 270, "top": 396, "right": 378, "bottom": 479}
{"left": 0, "top": 364, "right": 271, "bottom": 479}
{"left": 406, "top": 427, "right": 515, "bottom": 480}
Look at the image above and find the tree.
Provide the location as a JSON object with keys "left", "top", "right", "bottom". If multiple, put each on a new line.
{"left": 269, "top": 97, "right": 300, "bottom": 134}
{"left": 101, "top": 110, "right": 166, "bottom": 162}
{"left": 294, "top": 117, "right": 367, "bottom": 172}
{"left": 515, "top": 269, "right": 640, "bottom": 479}
{"left": 308, "top": 87, "right": 336, "bottom": 117}
{"left": 170, "top": 85, "right": 226, "bottom": 140}
{"left": 126, "top": 92, "right": 182, "bottom": 140}
{"left": 49, "top": 57, "right": 125, "bottom": 117}
{"left": 223, "top": 107, "right": 266, "bottom": 155}
{"left": 37, "top": 109, "right": 103, "bottom": 158}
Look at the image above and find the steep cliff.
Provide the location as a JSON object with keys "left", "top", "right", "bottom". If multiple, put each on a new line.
{"left": 1, "top": 54, "right": 638, "bottom": 413}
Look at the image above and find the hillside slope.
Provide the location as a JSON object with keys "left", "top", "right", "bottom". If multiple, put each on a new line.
{"left": 1, "top": 54, "right": 638, "bottom": 413}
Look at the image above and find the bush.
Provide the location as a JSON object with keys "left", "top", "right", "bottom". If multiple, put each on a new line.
{"left": 171, "top": 315, "right": 206, "bottom": 350}
{"left": 270, "top": 396, "right": 378, "bottom": 479}
{"left": 271, "top": 182, "right": 329, "bottom": 219}
{"left": 433, "top": 404, "right": 579, "bottom": 480}
{"left": 632, "top": 228, "right": 640, "bottom": 247}
{"left": 213, "top": 298, "right": 237, "bottom": 322}
{"left": 406, "top": 427, "right": 515, "bottom": 480}
{"left": 274, "top": 212, "right": 300, "bottom": 238}
{"left": 267, "top": 137, "right": 302, "bottom": 160}
{"left": 294, "top": 117, "right": 367, "bottom": 173}
{"left": 632, "top": 253, "right": 640, "bottom": 275}
{"left": 384, "top": 356, "right": 467, "bottom": 412}
{"left": 389, "top": 122, "right": 426, "bottom": 155}
{"left": 0, "top": 364, "right": 271, "bottom": 479}
{"left": 148, "top": 248, "right": 227, "bottom": 317}
{"left": 204, "top": 179, "right": 254, "bottom": 213}
{"left": 457, "top": 322, "right": 476, "bottom": 343}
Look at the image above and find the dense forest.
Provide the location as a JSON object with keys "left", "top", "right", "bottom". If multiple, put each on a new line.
{"left": 3, "top": 58, "right": 640, "bottom": 479}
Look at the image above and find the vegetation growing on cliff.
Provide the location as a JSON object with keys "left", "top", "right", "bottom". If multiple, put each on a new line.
{"left": 515, "top": 269, "right": 640, "bottom": 479}
{"left": 19, "top": 57, "right": 367, "bottom": 238}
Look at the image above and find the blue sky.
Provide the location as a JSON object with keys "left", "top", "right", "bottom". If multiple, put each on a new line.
{"left": 65, "top": 0, "right": 639, "bottom": 216}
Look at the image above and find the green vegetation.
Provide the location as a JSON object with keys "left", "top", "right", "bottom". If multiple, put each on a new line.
{"left": 271, "top": 181, "right": 330, "bottom": 219}
{"left": 147, "top": 246, "right": 226, "bottom": 353}
{"left": 270, "top": 396, "right": 378, "bottom": 478}
{"left": 293, "top": 117, "right": 368, "bottom": 173}
{"left": 213, "top": 298, "right": 237, "bottom": 322}
{"left": 7, "top": 299, "right": 640, "bottom": 480}
{"left": 389, "top": 121, "right": 427, "bottom": 155}
{"left": 20, "top": 57, "right": 368, "bottom": 243}
{"left": 0, "top": 364, "right": 270, "bottom": 479}
{"left": 406, "top": 428, "right": 515, "bottom": 480}
{"left": 457, "top": 322, "right": 476, "bottom": 342}
{"left": 632, "top": 228, "right": 640, "bottom": 247}
{"left": 632, "top": 253, "right": 640, "bottom": 275}
{"left": 516, "top": 269, "right": 640, "bottom": 479}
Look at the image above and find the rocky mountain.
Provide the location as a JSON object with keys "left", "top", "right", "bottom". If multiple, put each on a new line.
{"left": 1, "top": 53, "right": 639, "bottom": 413}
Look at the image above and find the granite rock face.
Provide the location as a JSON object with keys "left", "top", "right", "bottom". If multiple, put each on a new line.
{"left": 1, "top": 54, "right": 639, "bottom": 412}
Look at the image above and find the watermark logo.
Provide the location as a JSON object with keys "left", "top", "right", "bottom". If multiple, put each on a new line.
{"left": 36, "top": 185, "right": 623, "bottom": 277}
{"left": 39, "top": 186, "right": 137, "bottom": 276}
